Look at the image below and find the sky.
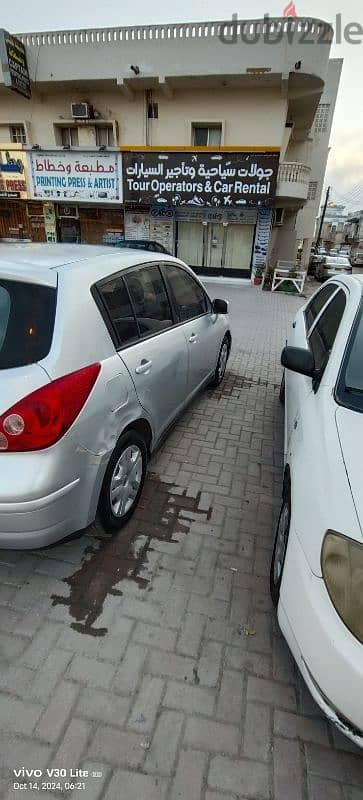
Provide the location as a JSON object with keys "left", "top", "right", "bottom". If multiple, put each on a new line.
{"left": 1, "top": 0, "right": 362, "bottom": 212}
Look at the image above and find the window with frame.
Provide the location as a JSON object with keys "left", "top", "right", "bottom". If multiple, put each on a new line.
{"left": 164, "top": 264, "right": 208, "bottom": 322}
{"left": 314, "top": 104, "right": 330, "bottom": 135}
{"left": 98, "top": 276, "right": 139, "bottom": 347}
{"left": 60, "top": 127, "right": 79, "bottom": 147}
{"left": 308, "top": 289, "right": 346, "bottom": 375}
{"left": 192, "top": 124, "right": 222, "bottom": 147}
{"left": 125, "top": 265, "right": 173, "bottom": 338}
{"left": 304, "top": 283, "right": 338, "bottom": 332}
{"left": 307, "top": 181, "right": 318, "bottom": 201}
{"left": 95, "top": 126, "right": 114, "bottom": 147}
{"left": 10, "top": 125, "right": 26, "bottom": 144}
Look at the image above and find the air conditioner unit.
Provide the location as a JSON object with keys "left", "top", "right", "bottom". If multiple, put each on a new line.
{"left": 273, "top": 208, "right": 285, "bottom": 226}
{"left": 71, "top": 102, "right": 92, "bottom": 120}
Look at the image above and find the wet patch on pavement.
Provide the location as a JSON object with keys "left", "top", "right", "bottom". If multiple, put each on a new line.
{"left": 51, "top": 474, "right": 211, "bottom": 637}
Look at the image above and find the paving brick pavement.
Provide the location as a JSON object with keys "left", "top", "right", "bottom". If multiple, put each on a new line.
{"left": 0, "top": 279, "right": 362, "bottom": 800}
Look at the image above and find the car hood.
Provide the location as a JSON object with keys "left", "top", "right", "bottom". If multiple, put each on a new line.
{"left": 335, "top": 406, "right": 363, "bottom": 540}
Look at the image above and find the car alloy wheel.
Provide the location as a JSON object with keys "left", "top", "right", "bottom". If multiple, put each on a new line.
{"left": 109, "top": 445, "right": 143, "bottom": 517}
{"left": 210, "top": 336, "right": 229, "bottom": 387}
{"left": 218, "top": 341, "right": 229, "bottom": 382}
{"left": 270, "top": 486, "right": 291, "bottom": 606}
{"left": 98, "top": 430, "right": 147, "bottom": 530}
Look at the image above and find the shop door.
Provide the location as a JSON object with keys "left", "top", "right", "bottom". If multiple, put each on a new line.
{"left": 176, "top": 222, "right": 204, "bottom": 267}
{"left": 59, "top": 218, "right": 81, "bottom": 243}
{"left": 224, "top": 224, "right": 255, "bottom": 270}
{"left": 206, "top": 224, "right": 224, "bottom": 269}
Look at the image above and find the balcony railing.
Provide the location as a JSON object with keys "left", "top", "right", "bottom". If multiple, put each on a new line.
{"left": 17, "top": 17, "right": 333, "bottom": 47}
{"left": 278, "top": 162, "right": 311, "bottom": 185}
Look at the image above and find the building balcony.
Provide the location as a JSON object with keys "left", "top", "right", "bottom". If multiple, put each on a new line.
{"left": 6, "top": 17, "right": 332, "bottom": 94}
{"left": 276, "top": 161, "right": 311, "bottom": 203}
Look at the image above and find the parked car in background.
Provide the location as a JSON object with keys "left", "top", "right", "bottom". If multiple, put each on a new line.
{"left": 315, "top": 255, "right": 352, "bottom": 281}
{"left": 106, "top": 238, "right": 170, "bottom": 255}
{"left": 272, "top": 275, "right": 363, "bottom": 748}
{"left": 0, "top": 244, "right": 230, "bottom": 549}
{"left": 352, "top": 252, "right": 363, "bottom": 267}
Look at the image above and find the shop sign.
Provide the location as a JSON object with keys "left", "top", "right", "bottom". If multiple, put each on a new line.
{"left": 252, "top": 207, "right": 273, "bottom": 267}
{"left": 29, "top": 151, "right": 123, "bottom": 203}
{"left": 0, "top": 149, "right": 28, "bottom": 199}
{"left": 174, "top": 207, "right": 257, "bottom": 224}
{"left": 123, "top": 150, "right": 279, "bottom": 207}
{"left": 0, "top": 30, "right": 31, "bottom": 99}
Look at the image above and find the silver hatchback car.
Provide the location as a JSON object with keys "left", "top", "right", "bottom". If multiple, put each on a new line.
{"left": 0, "top": 244, "right": 230, "bottom": 549}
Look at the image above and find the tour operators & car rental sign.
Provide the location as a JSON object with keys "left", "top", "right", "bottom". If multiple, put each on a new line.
{"left": 123, "top": 150, "right": 280, "bottom": 207}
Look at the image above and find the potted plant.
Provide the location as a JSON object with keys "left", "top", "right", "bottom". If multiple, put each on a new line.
{"left": 253, "top": 265, "right": 264, "bottom": 286}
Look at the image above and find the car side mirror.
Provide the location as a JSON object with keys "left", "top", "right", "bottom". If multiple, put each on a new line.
{"left": 281, "top": 346, "right": 315, "bottom": 377}
{"left": 212, "top": 298, "right": 228, "bottom": 314}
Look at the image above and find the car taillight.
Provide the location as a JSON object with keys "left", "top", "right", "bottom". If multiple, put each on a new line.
{"left": 0, "top": 363, "right": 101, "bottom": 453}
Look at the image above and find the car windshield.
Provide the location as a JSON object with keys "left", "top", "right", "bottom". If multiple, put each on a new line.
{"left": 0, "top": 279, "right": 57, "bottom": 369}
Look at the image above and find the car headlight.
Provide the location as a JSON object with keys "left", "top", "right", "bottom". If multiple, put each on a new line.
{"left": 321, "top": 531, "right": 363, "bottom": 644}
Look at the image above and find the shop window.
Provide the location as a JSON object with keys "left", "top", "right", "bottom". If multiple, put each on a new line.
{"left": 60, "top": 127, "right": 79, "bottom": 147}
{"left": 95, "top": 126, "right": 114, "bottom": 147}
{"left": 314, "top": 104, "right": 330, "bottom": 135}
{"left": 10, "top": 125, "right": 26, "bottom": 144}
{"left": 308, "top": 181, "right": 318, "bottom": 200}
{"left": 192, "top": 124, "right": 222, "bottom": 147}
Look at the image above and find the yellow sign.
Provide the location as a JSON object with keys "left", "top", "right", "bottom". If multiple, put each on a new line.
{"left": 0, "top": 145, "right": 29, "bottom": 199}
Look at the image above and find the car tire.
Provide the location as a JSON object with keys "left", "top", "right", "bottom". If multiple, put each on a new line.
{"left": 270, "top": 477, "right": 291, "bottom": 607}
{"left": 279, "top": 371, "right": 285, "bottom": 405}
{"left": 210, "top": 336, "right": 229, "bottom": 387}
{"left": 98, "top": 430, "right": 147, "bottom": 531}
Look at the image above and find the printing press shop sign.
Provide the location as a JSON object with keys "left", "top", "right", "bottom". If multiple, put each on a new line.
{"left": 0, "top": 149, "right": 28, "bottom": 199}
{"left": 29, "top": 151, "right": 123, "bottom": 203}
{"left": 123, "top": 150, "right": 279, "bottom": 207}
{"left": 0, "top": 30, "right": 31, "bottom": 99}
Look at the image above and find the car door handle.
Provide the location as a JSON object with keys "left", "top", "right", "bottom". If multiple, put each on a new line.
{"left": 135, "top": 359, "right": 152, "bottom": 375}
{"left": 189, "top": 333, "right": 198, "bottom": 343}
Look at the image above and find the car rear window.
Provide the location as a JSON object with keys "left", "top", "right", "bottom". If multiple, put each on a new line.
{"left": 0, "top": 279, "right": 56, "bottom": 369}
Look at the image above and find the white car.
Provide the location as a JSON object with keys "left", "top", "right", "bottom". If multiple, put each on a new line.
{"left": 271, "top": 275, "right": 363, "bottom": 747}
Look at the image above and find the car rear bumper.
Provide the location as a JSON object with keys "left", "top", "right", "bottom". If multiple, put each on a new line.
{"left": 0, "top": 447, "right": 109, "bottom": 549}
{"left": 279, "top": 529, "right": 363, "bottom": 748}
{"left": 0, "top": 479, "right": 83, "bottom": 548}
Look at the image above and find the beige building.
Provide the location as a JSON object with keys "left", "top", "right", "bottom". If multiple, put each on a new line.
{"left": 0, "top": 17, "right": 342, "bottom": 278}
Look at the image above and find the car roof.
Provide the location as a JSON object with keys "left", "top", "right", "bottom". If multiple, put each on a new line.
{"left": 0, "top": 243, "right": 181, "bottom": 287}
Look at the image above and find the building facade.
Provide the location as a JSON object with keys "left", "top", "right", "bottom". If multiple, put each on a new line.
{"left": 0, "top": 17, "right": 342, "bottom": 278}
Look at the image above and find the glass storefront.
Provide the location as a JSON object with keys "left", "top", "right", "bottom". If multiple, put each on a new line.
{"left": 176, "top": 220, "right": 255, "bottom": 277}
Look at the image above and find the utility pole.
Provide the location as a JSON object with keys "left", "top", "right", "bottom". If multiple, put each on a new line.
{"left": 315, "top": 186, "right": 331, "bottom": 251}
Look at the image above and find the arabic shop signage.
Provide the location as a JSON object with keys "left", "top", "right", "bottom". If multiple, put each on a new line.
{"left": 123, "top": 150, "right": 279, "bottom": 208}
{"left": 29, "top": 151, "right": 123, "bottom": 203}
{"left": 0, "top": 149, "right": 28, "bottom": 199}
{"left": 0, "top": 30, "right": 31, "bottom": 99}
